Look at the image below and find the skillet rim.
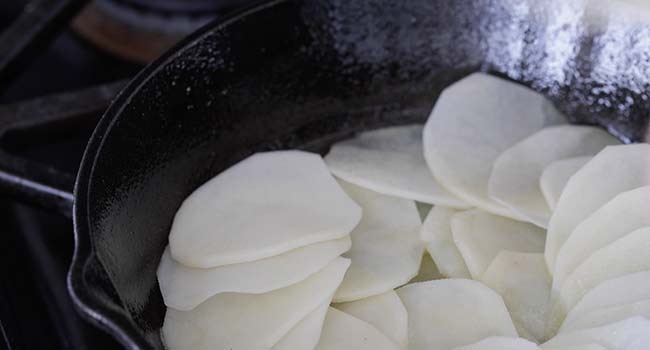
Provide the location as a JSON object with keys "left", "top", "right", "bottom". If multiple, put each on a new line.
{"left": 67, "top": 0, "right": 288, "bottom": 348}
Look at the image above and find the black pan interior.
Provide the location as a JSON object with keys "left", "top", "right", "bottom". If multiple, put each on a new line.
{"left": 71, "top": 0, "right": 650, "bottom": 348}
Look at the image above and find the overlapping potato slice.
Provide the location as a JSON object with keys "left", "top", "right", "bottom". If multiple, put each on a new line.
{"left": 315, "top": 307, "right": 401, "bottom": 350}
{"left": 547, "top": 227, "right": 650, "bottom": 335}
{"left": 334, "top": 181, "right": 423, "bottom": 302}
{"left": 272, "top": 301, "right": 329, "bottom": 350}
{"left": 335, "top": 290, "right": 408, "bottom": 348}
{"left": 481, "top": 252, "right": 551, "bottom": 343}
{"left": 396, "top": 279, "right": 517, "bottom": 350}
{"left": 552, "top": 186, "right": 650, "bottom": 294}
{"left": 451, "top": 209, "right": 545, "bottom": 278}
{"left": 561, "top": 299, "right": 650, "bottom": 333}
{"left": 325, "top": 125, "right": 469, "bottom": 208}
{"left": 169, "top": 151, "right": 361, "bottom": 268}
{"left": 545, "top": 144, "right": 650, "bottom": 272}
{"left": 563, "top": 271, "right": 650, "bottom": 329}
{"left": 423, "top": 73, "right": 565, "bottom": 218}
{"left": 420, "top": 206, "right": 471, "bottom": 278}
{"left": 489, "top": 125, "right": 618, "bottom": 227}
{"left": 161, "top": 257, "right": 349, "bottom": 350}
{"left": 453, "top": 336, "right": 540, "bottom": 350}
{"left": 158, "top": 236, "right": 351, "bottom": 310}
{"left": 540, "top": 157, "right": 591, "bottom": 210}
{"left": 542, "top": 317, "right": 650, "bottom": 349}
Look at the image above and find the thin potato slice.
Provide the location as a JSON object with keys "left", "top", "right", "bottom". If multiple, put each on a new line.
{"left": 542, "top": 317, "right": 650, "bottom": 349}
{"left": 424, "top": 73, "right": 565, "bottom": 218}
{"left": 540, "top": 157, "right": 591, "bottom": 210}
{"left": 453, "top": 336, "right": 540, "bottom": 350}
{"left": 170, "top": 151, "right": 361, "bottom": 268}
{"left": 158, "top": 236, "right": 351, "bottom": 310}
{"left": 315, "top": 307, "right": 400, "bottom": 350}
{"left": 561, "top": 299, "right": 650, "bottom": 333}
{"left": 489, "top": 125, "right": 618, "bottom": 228}
{"left": 545, "top": 144, "right": 650, "bottom": 273}
{"left": 542, "top": 345, "right": 607, "bottom": 350}
{"left": 451, "top": 209, "right": 546, "bottom": 279}
{"left": 161, "top": 257, "right": 349, "bottom": 350}
{"left": 481, "top": 252, "right": 551, "bottom": 343}
{"left": 420, "top": 206, "right": 471, "bottom": 278}
{"left": 325, "top": 125, "right": 469, "bottom": 207}
{"left": 547, "top": 227, "right": 650, "bottom": 335}
{"left": 272, "top": 301, "right": 329, "bottom": 350}
{"left": 553, "top": 187, "right": 650, "bottom": 294}
{"left": 335, "top": 290, "right": 408, "bottom": 348}
{"left": 334, "top": 181, "right": 423, "bottom": 302}
{"left": 563, "top": 271, "right": 650, "bottom": 329}
{"left": 396, "top": 279, "right": 517, "bottom": 350}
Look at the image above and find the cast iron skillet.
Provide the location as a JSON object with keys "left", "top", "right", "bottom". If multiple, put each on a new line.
{"left": 4, "top": 0, "right": 650, "bottom": 349}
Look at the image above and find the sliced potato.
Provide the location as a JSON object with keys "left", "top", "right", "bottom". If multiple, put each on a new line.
{"left": 542, "top": 345, "right": 607, "bottom": 350}
{"left": 489, "top": 125, "right": 618, "bottom": 228}
{"left": 540, "top": 157, "right": 591, "bottom": 210}
{"left": 563, "top": 271, "right": 650, "bottom": 329}
{"left": 334, "top": 181, "right": 423, "bottom": 302}
{"left": 420, "top": 206, "right": 471, "bottom": 278}
{"left": 409, "top": 251, "right": 443, "bottom": 283}
{"left": 553, "top": 186, "right": 650, "bottom": 294}
{"left": 325, "top": 125, "right": 469, "bottom": 208}
{"left": 161, "top": 257, "right": 349, "bottom": 350}
{"left": 158, "top": 236, "right": 351, "bottom": 310}
{"left": 272, "top": 301, "right": 329, "bottom": 350}
{"left": 335, "top": 290, "right": 408, "bottom": 348}
{"left": 396, "top": 279, "right": 517, "bottom": 350}
{"left": 453, "top": 336, "right": 540, "bottom": 350}
{"left": 561, "top": 299, "right": 650, "bottom": 333}
{"left": 542, "top": 317, "right": 650, "bottom": 349}
{"left": 547, "top": 227, "right": 650, "bottom": 335}
{"left": 315, "top": 307, "right": 400, "bottom": 350}
{"left": 170, "top": 151, "right": 362, "bottom": 268}
{"left": 545, "top": 144, "right": 650, "bottom": 273}
{"left": 423, "top": 73, "right": 565, "bottom": 218}
{"left": 451, "top": 209, "right": 546, "bottom": 278}
{"left": 481, "top": 252, "right": 551, "bottom": 343}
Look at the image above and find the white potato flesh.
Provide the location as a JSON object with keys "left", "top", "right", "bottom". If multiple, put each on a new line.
{"left": 481, "top": 252, "right": 551, "bottom": 343}
{"left": 540, "top": 157, "right": 591, "bottom": 210}
{"left": 553, "top": 186, "right": 650, "bottom": 294}
{"left": 451, "top": 209, "right": 546, "bottom": 279}
{"left": 396, "top": 279, "right": 517, "bottom": 350}
{"left": 453, "top": 336, "right": 540, "bottom": 350}
{"left": 563, "top": 271, "right": 650, "bottom": 328}
{"left": 409, "top": 251, "right": 443, "bottom": 283}
{"left": 423, "top": 72, "right": 566, "bottom": 218}
{"left": 544, "top": 143, "right": 650, "bottom": 273}
{"left": 489, "top": 125, "right": 618, "bottom": 228}
{"left": 325, "top": 125, "right": 469, "bottom": 208}
{"left": 420, "top": 206, "right": 471, "bottom": 278}
{"left": 161, "top": 257, "right": 349, "bottom": 350}
{"left": 272, "top": 301, "right": 329, "bottom": 350}
{"left": 334, "top": 181, "right": 423, "bottom": 302}
{"left": 315, "top": 307, "right": 401, "bottom": 350}
{"left": 158, "top": 236, "right": 351, "bottom": 310}
{"left": 335, "top": 290, "right": 408, "bottom": 348}
{"left": 547, "top": 227, "right": 650, "bottom": 335}
{"left": 561, "top": 299, "right": 650, "bottom": 333}
{"left": 169, "top": 150, "right": 362, "bottom": 268}
{"left": 542, "top": 346, "right": 607, "bottom": 350}
{"left": 542, "top": 317, "right": 650, "bottom": 350}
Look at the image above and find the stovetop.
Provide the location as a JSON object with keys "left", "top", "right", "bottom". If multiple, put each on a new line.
{"left": 0, "top": 1, "right": 249, "bottom": 348}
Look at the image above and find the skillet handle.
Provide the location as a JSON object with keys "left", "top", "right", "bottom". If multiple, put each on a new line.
{"left": 0, "top": 81, "right": 126, "bottom": 217}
